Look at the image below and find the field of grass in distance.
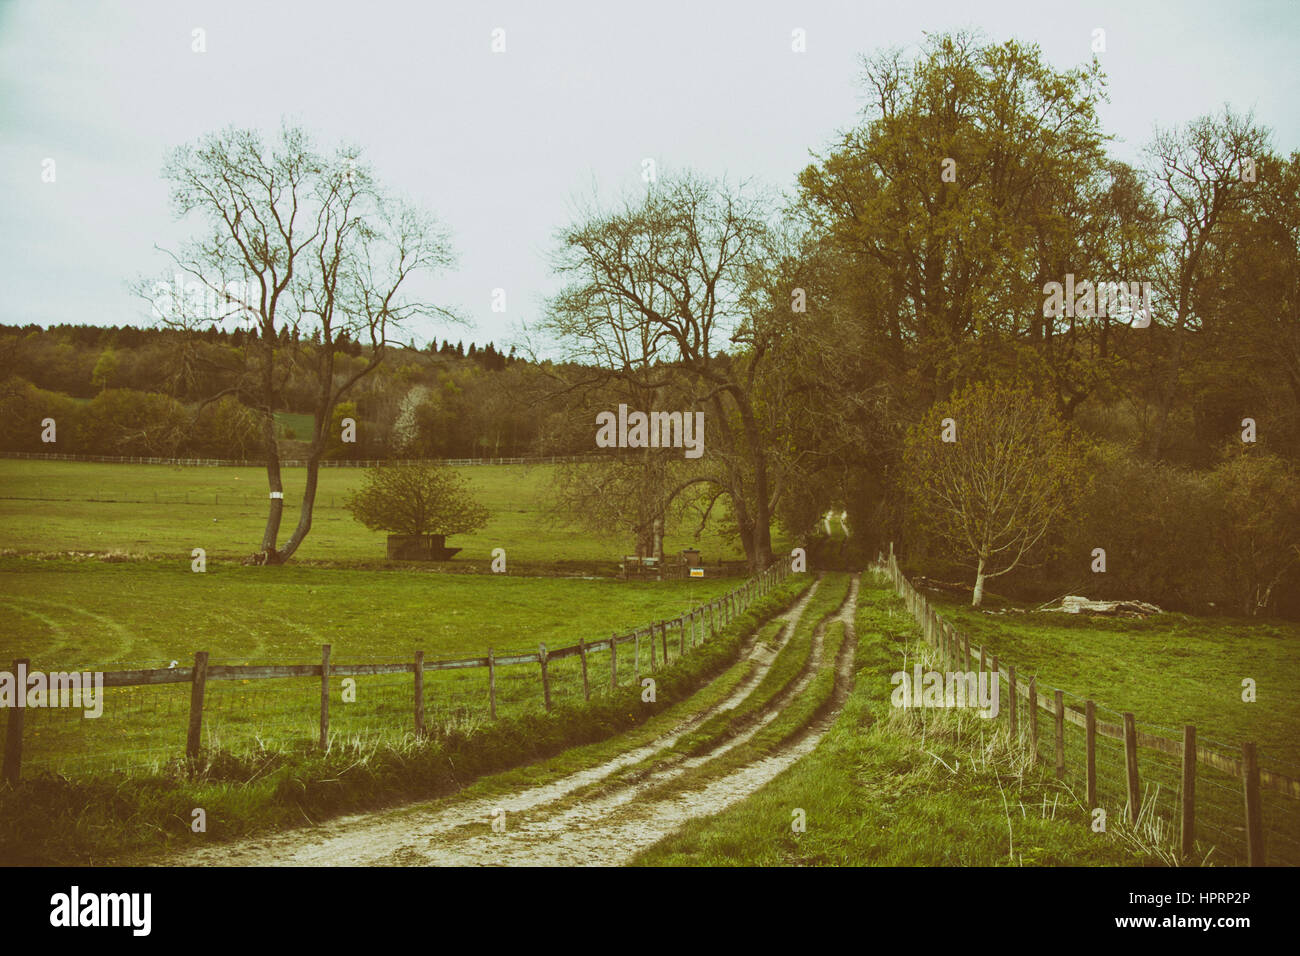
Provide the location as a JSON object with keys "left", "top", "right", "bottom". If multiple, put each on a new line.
{"left": 0, "top": 459, "right": 765, "bottom": 566}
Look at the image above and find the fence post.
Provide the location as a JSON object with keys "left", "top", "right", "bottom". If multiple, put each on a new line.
{"left": 187, "top": 651, "right": 209, "bottom": 762}
{"left": 660, "top": 621, "right": 668, "bottom": 665}
{"left": 1027, "top": 676, "right": 1038, "bottom": 764}
{"left": 1180, "top": 725, "right": 1196, "bottom": 859}
{"left": 579, "top": 636, "right": 590, "bottom": 701}
{"left": 634, "top": 631, "right": 641, "bottom": 683}
{"left": 488, "top": 648, "right": 497, "bottom": 720}
{"left": 963, "top": 633, "right": 970, "bottom": 671}
{"left": 319, "top": 644, "right": 331, "bottom": 750}
{"left": 1085, "top": 700, "right": 1097, "bottom": 809}
{"left": 609, "top": 634, "right": 617, "bottom": 691}
{"left": 1242, "top": 741, "right": 1264, "bottom": 865}
{"left": 1008, "top": 666, "right": 1018, "bottom": 739}
{"left": 1123, "top": 712, "right": 1140, "bottom": 825}
{"left": 1050, "top": 691, "right": 1060, "bottom": 780}
{"left": 990, "top": 655, "right": 999, "bottom": 720}
{"left": 539, "top": 644, "right": 551, "bottom": 713}
{"left": 648, "top": 626, "right": 657, "bottom": 670}
{"left": 414, "top": 650, "right": 425, "bottom": 738}
{"left": 679, "top": 617, "right": 686, "bottom": 656}
{"left": 3, "top": 658, "right": 28, "bottom": 786}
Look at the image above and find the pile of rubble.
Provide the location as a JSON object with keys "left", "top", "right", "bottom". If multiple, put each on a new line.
{"left": 986, "top": 595, "right": 1163, "bottom": 618}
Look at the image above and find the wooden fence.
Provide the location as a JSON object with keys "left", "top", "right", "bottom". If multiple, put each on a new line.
{"left": 2, "top": 451, "right": 603, "bottom": 468}
{"left": 1, "top": 557, "right": 794, "bottom": 784}
{"left": 884, "top": 548, "right": 1299, "bottom": 866}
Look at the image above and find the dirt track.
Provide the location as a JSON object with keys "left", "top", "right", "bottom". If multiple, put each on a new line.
{"left": 170, "top": 574, "right": 859, "bottom": 867}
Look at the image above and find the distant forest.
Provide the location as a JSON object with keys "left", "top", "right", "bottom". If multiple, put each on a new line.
{"left": 0, "top": 322, "right": 565, "bottom": 460}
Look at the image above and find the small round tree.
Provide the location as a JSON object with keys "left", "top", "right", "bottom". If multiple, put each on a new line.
{"left": 904, "top": 383, "right": 1086, "bottom": 607}
{"left": 345, "top": 463, "right": 489, "bottom": 557}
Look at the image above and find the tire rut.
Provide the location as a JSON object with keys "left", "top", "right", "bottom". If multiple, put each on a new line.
{"left": 167, "top": 576, "right": 825, "bottom": 867}
{"left": 386, "top": 573, "right": 862, "bottom": 866}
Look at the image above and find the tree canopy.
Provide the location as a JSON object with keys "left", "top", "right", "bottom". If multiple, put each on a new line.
{"left": 344, "top": 463, "right": 490, "bottom": 538}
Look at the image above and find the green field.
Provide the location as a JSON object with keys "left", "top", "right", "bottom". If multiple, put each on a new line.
{"left": 0, "top": 558, "right": 735, "bottom": 669}
{"left": 930, "top": 596, "right": 1300, "bottom": 771}
{"left": 273, "top": 411, "right": 315, "bottom": 440}
{"left": 0, "top": 458, "right": 762, "bottom": 779}
{"left": 0, "top": 459, "right": 756, "bottom": 566}
{"left": 0, "top": 556, "right": 740, "bottom": 777}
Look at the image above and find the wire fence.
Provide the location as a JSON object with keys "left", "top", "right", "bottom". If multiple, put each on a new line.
{"left": 1, "top": 557, "right": 794, "bottom": 782}
{"left": 882, "top": 549, "right": 1299, "bottom": 867}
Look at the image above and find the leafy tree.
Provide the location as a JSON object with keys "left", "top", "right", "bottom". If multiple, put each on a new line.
{"left": 90, "top": 348, "right": 119, "bottom": 392}
{"left": 796, "top": 32, "right": 1112, "bottom": 409}
{"left": 904, "top": 383, "right": 1086, "bottom": 606}
{"left": 344, "top": 463, "right": 489, "bottom": 538}
{"left": 76, "top": 388, "right": 189, "bottom": 457}
{"left": 1210, "top": 451, "right": 1300, "bottom": 616}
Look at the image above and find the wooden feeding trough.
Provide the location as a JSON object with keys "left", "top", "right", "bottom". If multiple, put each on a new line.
{"left": 386, "top": 533, "right": 461, "bottom": 561}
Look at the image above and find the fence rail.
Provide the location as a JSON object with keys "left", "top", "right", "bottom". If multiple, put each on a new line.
{"left": 1, "top": 556, "right": 794, "bottom": 784}
{"left": 1, "top": 451, "right": 604, "bottom": 468}
{"left": 883, "top": 547, "right": 1299, "bottom": 866}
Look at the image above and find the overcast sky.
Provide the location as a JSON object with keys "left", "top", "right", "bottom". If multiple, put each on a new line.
{"left": 1, "top": 0, "right": 1297, "bottom": 352}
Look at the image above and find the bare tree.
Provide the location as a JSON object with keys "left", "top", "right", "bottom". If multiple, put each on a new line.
{"left": 150, "top": 122, "right": 456, "bottom": 563}
{"left": 1144, "top": 107, "right": 1270, "bottom": 459}
{"left": 541, "top": 172, "right": 786, "bottom": 570}
{"left": 904, "top": 383, "right": 1085, "bottom": 606}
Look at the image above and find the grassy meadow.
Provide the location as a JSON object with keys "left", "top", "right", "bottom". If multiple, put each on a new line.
{"left": 0, "top": 459, "right": 756, "bottom": 566}
{"left": 0, "top": 457, "right": 762, "bottom": 779}
{"left": 930, "top": 595, "right": 1300, "bottom": 771}
{"left": 0, "top": 574, "right": 811, "bottom": 863}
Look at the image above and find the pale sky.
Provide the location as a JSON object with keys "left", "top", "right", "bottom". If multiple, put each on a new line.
{"left": 1, "top": 0, "right": 1297, "bottom": 352}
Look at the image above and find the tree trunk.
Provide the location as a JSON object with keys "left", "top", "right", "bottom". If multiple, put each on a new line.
{"left": 971, "top": 555, "right": 987, "bottom": 608}
{"left": 259, "top": 407, "right": 284, "bottom": 557}
{"left": 277, "top": 455, "right": 320, "bottom": 562}
{"left": 257, "top": 330, "right": 284, "bottom": 559}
